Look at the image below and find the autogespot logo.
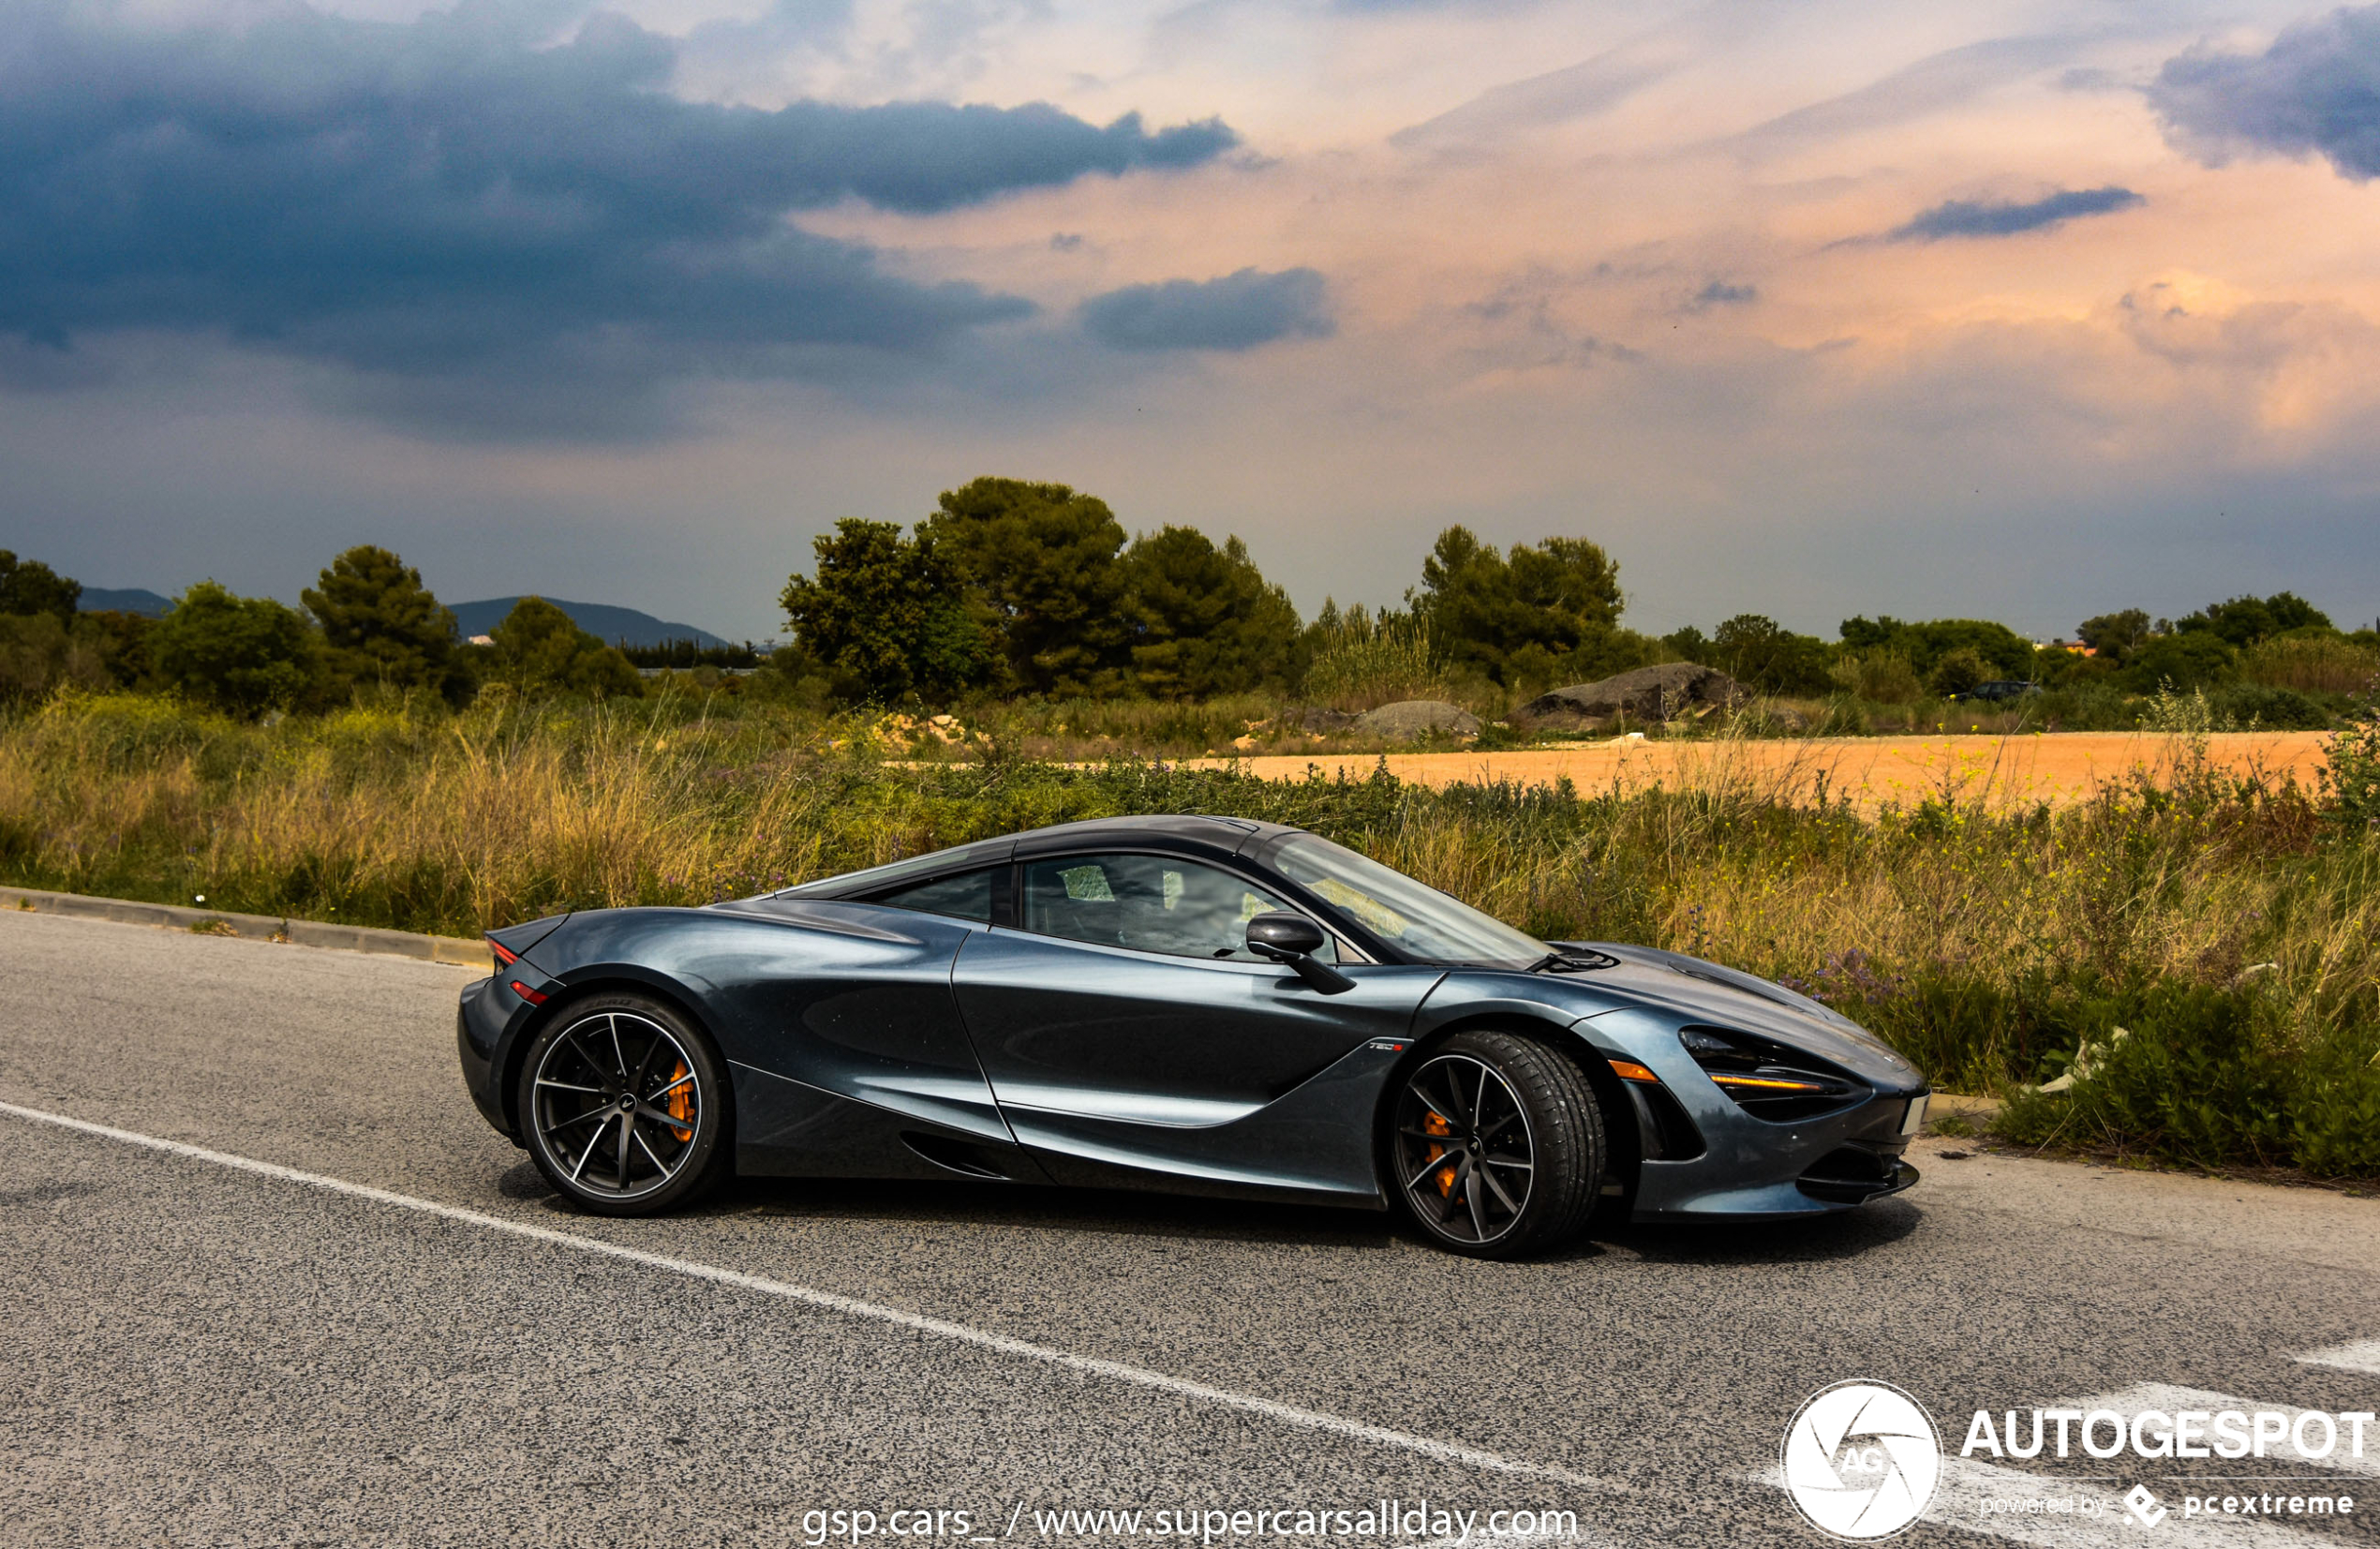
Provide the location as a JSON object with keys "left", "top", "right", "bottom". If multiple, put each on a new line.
{"left": 1782, "top": 1380, "right": 1944, "bottom": 1540}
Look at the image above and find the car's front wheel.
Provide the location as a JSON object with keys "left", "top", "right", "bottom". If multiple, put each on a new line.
{"left": 517, "top": 993, "right": 733, "bottom": 1215}
{"left": 1389, "top": 1030, "right": 1603, "bottom": 1258}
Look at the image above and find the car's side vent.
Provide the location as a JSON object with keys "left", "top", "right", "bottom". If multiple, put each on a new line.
{"left": 1624, "top": 1081, "right": 1706, "bottom": 1161}
{"left": 1677, "top": 1025, "right": 1867, "bottom": 1123}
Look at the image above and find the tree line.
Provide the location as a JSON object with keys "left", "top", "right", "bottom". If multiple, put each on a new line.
{"left": 0, "top": 546, "right": 640, "bottom": 715}
{"left": 2, "top": 472, "right": 2373, "bottom": 718}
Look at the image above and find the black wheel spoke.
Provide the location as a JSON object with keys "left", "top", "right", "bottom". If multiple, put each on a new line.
{"left": 568, "top": 1119, "right": 607, "bottom": 1183}
{"left": 607, "top": 1015, "right": 631, "bottom": 1085}
{"left": 562, "top": 1029, "right": 616, "bottom": 1095}
{"left": 1404, "top": 1152, "right": 1456, "bottom": 1193}
{"left": 1480, "top": 1164, "right": 1523, "bottom": 1215}
{"left": 634, "top": 1102, "right": 692, "bottom": 1135}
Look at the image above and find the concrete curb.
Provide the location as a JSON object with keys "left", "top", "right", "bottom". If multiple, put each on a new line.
{"left": 1926, "top": 1092, "right": 2003, "bottom": 1131}
{"left": 0, "top": 886, "right": 491, "bottom": 970}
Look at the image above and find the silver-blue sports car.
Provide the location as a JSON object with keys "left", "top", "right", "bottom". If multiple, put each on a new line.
{"left": 458, "top": 814, "right": 1927, "bottom": 1258}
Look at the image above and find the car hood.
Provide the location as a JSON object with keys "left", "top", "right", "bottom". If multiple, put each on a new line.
{"left": 1555, "top": 941, "right": 1925, "bottom": 1091}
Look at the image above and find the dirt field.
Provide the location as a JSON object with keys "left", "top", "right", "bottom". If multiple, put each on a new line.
{"left": 1188, "top": 730, "right": 2334, "bottom": 811}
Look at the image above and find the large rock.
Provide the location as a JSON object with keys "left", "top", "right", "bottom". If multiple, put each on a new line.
{"left": 1520, "top": 663, "right": 1746, "bottom": 728}
{"left": 1281, "top": 706, "right": 1361, "bottom": 735}
{"left": 1356, "top": 699, "right": 1482, "bottom": 741}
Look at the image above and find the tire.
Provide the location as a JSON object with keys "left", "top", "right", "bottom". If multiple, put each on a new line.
{"left": 1387, "top": 1029, "right": 1604, "bottom": 1259}
{"left": 516, "top": 991, "right": 734, "bottom": 1216}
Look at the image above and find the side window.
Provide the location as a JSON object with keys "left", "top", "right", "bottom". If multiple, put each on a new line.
{"left": 870, "top": 867, "right": 995, "bottom": 924}
{"left": 1019, "top": 853, "right": 1334, "bottom": 962}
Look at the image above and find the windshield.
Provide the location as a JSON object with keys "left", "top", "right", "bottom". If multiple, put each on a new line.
{"left": 1274, "top": 835, "right": 1549, "bottom": 968}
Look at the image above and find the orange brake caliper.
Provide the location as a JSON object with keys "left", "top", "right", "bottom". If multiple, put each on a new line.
{"left": 1422, "top": 1110, "right": 1457, "bottom": 1197}
{"left": 664, "top": 1061, "right": 694, "bottom": 1140}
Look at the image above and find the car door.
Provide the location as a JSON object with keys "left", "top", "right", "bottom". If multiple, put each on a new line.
{"left": 949, "top": 850, "right": 1442, "bottom": 1199}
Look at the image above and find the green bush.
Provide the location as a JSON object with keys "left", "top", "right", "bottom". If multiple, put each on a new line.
{"left": 2209, "top": 683, "right": 2329, "bottom": 730}
{"left": 1998, "top": 980, "right": 2380, "bottom": 1173}
{"left": 152, "top": 581, "right": 326, "bottom": 717}
{"left": 484, "top": 597, "right": 641, "bottom": 699}
{"left": 2320, "top": 709, "right": 2380, "bottom": 829}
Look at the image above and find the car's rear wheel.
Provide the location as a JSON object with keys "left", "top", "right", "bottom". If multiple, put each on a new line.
{"left": 1390, "top": 1030, "right": 1603, "bottom": 1259}
{"left": 517, "top": 993, "right": 733, "bottom": 1216}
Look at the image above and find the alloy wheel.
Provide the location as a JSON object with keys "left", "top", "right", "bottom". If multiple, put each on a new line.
{"left": 1393, "top": 1052, "right": 1536, "bottom": 1244}
{"left": 528, "top": 1010, "right": 706, "bottom": 1201}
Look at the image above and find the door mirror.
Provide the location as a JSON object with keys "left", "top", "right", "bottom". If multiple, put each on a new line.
{"left": 1246, "top": 912, "right": 1327, "bottom": 959}
{"left": 1244, "top": 912, "right": 1354, "bottom": 994}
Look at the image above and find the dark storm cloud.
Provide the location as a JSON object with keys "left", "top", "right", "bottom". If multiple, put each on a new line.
{"left": 1688, "top": 281, "right": 1757, "bottom": 309}
{"left": 1888, "top": 186, "right": 2144, "bottom": 240}
{"left": 2150, "top": 4, "right": 2380, "bottom": 179}
{"left": 1078, "top": 268, "right": 1332, "bottom": 351}
{"left": 0, "top": 0, "right": 1237, "bottom": 427}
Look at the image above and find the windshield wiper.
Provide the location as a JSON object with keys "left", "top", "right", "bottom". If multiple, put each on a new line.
{"left": 1527, "top": 947, "right": 1620, "bottom": 974}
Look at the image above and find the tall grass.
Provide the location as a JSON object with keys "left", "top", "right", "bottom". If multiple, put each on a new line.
{"left": 1302, "top": 606, "right": 1448, "bottom": 708}
{"left": 5, "top": 690, "right": 2374, "bottom": 1175}
{"left": 2243, "top": 635, "right": 2380, "bottom": 696}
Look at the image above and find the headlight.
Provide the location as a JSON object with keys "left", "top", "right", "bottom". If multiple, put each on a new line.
{"left": 1678, "top": 1026, "right": 1867, "bottom": 1121}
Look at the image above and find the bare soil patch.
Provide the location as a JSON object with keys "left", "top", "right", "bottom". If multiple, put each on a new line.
{"left": 1188, "top": 730, "right": 2331, "bottom": 811}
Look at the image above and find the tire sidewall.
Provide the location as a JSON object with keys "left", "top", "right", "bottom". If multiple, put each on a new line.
{"left": 517, "top": 991, "right": 733, "bottom": 1216}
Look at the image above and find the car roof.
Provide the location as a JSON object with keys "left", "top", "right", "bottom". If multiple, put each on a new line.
{"left": 773, "top": 813, "right": 1311, "bottom": 900}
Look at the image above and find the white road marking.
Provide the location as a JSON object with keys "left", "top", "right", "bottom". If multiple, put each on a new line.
{"left": 2061, "top": 1385, "right": 2380, "bottom": 1479}
{"left": 0, "top": 1098, "right": 1607, "bottom": 1492}
{"left": 2299, "top": 1343, "right": 2380, "bottom": 1378}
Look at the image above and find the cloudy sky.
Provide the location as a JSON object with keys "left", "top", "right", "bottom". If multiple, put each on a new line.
{"left": 5, "top": 0, "right": 2379, "bottom": 641}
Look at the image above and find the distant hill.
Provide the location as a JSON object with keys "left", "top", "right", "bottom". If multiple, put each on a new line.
{"left": 450, "top": 597, "right": 731, "bottom": 649}
{"left": 70, "top": 588, "right": 734, "bottom": 648}
{"left": 78, "top": 587, "right": 173, "bottom": 618}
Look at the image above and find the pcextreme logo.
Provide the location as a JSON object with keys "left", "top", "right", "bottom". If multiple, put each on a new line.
{"left": 1781, "top": 1380, "right": 1943, "bottom": 1541}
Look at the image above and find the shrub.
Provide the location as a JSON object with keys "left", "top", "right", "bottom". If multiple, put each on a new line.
{"left": 1928, "top": 647, "right": 1988, "bottom": 698}
{"left": 1831, "top": 648, "right": 1923, "bottom": 704}
{"left": 151, "top": 581, "right": 326, "bottom": 717}
{"left": 1997, "top": 980, "right": 2380, "bottom": 1174}
{"left": 485, "top": 597, "right": 642, "bottom": 700}
{"left": 0, "top": 613, "right": 107, "bottom": 702}
{"left": 2120, "top": 632, "right": 2237, "bottom": 692}
{"left": 2320, "top": 707, "right": 2380, "bottom": 828}
{"left": 2243, "top": 634, "right": 2380, "bottom": 696}
{"left": 2209, "top": 683, "right": 2329, "bottom": 731}
{"left": 1302, "top": 605, "right": 1447, "bottom": 708}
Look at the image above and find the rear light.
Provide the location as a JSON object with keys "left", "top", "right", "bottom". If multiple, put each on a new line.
{"left": 509, "top": 979, "right": 548, "bottom": 1005}
{"left": 487, "top": 937, "right": 519, "bottom": 967}
{"left": 1678, "top": 1025, "right": 1864, "bottom": 1121}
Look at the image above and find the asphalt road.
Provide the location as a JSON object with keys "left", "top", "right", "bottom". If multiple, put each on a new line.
{"left": 3, "top": 908, "right": 2376, "bottom": 1548}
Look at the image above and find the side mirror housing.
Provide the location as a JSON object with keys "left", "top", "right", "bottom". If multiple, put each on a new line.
{"left": 1245, "top": 912, "right": 1355, "bottom": 994}
{"left": 1246, "top": 911, "right": 1327, "bottom": 959}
